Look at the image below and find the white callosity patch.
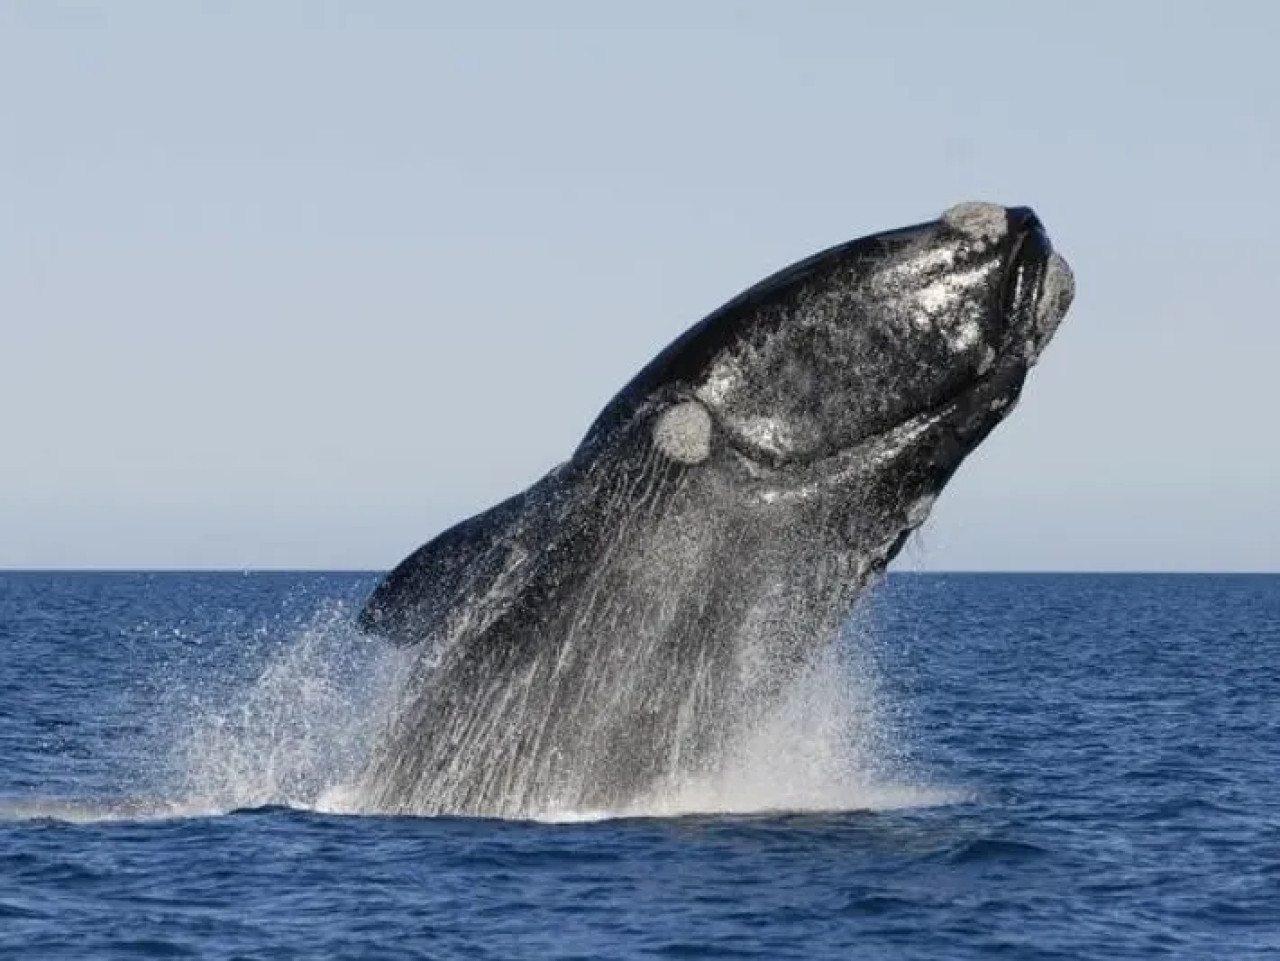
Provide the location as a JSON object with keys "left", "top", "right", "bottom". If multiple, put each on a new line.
{"left": 1038, "top": 252, "right": 1075, "bottom": 332}
{"left": 653, "top": 401, "right": 713, "bottom": 464}
{"left": 941, "top": 201, "right": 1008, "bottom": 248}
{"left": 1027, "top": 251, "right": 1075, "bottom": 364}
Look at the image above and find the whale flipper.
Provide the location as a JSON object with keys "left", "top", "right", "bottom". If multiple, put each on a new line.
{"left": 358, "top": 469, "right": 566, "bottom": 647}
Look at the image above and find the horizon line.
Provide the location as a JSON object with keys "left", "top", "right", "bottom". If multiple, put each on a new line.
{"left": 2, "top": 568, "right": 1278, "bottom": 577}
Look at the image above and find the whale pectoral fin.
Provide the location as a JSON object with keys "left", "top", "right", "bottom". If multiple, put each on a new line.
{"left": 357, "top": 519, "right": 496, "bottom": 646}
{"left": 358, "top": 469, "right": 565, "bottom": 647}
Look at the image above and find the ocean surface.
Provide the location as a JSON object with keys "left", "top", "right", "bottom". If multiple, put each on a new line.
{"left": 1, "top": 572, "right": 1277, "bottom": 959}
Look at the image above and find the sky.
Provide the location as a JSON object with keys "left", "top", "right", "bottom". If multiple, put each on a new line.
{"left": 1, "top": 1, "right": 1277, "bottom": 571}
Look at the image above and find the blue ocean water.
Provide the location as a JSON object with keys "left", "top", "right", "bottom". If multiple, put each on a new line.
{"left": 1, "top": 572, "right": 1277, "bottom": 959}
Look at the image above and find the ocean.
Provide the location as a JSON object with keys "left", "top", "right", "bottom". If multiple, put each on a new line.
{"left": 0, "top": 572, "right": 1276, "bottom": 959}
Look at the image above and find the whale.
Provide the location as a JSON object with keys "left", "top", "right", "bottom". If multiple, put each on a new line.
{"left": 356, "top": 202, "right": 1074, "bottom": 817}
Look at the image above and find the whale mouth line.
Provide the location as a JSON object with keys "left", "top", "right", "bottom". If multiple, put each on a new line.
{"left": 715, "top": 343, "right": 1023, "bottom": 477}
{"left": 999, "top": 217, "right": 1053, "bottom": 333}
{"left": 729, "top": 377, "right": 981, "bottom": 490}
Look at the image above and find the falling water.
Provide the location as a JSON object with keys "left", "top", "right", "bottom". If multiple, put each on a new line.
{"left": 160, "top": 602, "right": 410, "bottom": 816}
{"left": 137, "top": 435, "right": 948, "bottom": 821}
{"left": 152, "top": 597, "right": 942, "bottom": 821}
{"left": 630, "top": 626, "right": 953, "bottom": 819}
{"left": 330, "top": 432, "right": 951, "bottom": 819}
{"left": 108, "top": 561, "right": 951, "bottom": 823}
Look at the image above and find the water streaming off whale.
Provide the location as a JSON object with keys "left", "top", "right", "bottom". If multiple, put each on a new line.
{"left": 353, "top": 443, "right": 901, "bottom": 817}
{"left": 158, "top": 589, "right": 949, "bottom": 821}
{"left": 340, "top": 203, "right": 1073, "bottom": 818}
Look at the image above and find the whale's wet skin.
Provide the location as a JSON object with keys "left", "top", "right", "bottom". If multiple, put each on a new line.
{"left": 357, "top": 203, "right": 1074, "bottom": 817}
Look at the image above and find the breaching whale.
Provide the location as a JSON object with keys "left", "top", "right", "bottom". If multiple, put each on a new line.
{"left": 357, "top": 202, "right": 1074, "bottom": 817}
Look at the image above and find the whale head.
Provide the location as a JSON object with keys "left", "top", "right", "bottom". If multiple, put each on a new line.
{"left": 580, "top": 201, "right": 1073, "bottom": 570}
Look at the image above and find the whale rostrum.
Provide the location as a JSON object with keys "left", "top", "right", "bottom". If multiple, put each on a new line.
{"left": 356, "top": 203, "right": 1074, "bottom": 817}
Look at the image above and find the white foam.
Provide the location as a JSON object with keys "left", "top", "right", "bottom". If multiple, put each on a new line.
{"left": 49, "top": 593, "right": 963, "bottom": 825}
{"left": 1038, "top": 252, "right": 1075, "bottom": 330}
{"left": 536, "top": 624, "right": 966, "bottom": 822}
{"left": 164, "top": 603, "right": 410, "bottom": 814}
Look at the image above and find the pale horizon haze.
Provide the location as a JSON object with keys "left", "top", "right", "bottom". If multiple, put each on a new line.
{"left": 2, "top": 2, "right": 1277, "bottom": 571}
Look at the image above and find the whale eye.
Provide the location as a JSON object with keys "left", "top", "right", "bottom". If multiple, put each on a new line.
{"left": 652, "top": 401, "right": 712, "bottom": 464}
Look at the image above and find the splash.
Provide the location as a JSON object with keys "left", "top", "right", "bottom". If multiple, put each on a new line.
{"left": 630, "top": 647, "right": 940, "bottom": 819}
{"left": 5, "top": 585, "right": 960, "bottom": 825}
{"left": 0, "top": 575, "right": 964, "bottom": 826}
{"left": 161, "top": 602, "right": 410, "bottom": 816}
{"left": 532, "top": 613, "right": 964, "bottom": 822}
{"left": 148, "top": 584, "right": 952, "bottom": 821}
{"left": 346, "top": 558, "right": 960, "bottom": 820}
{"left": 0, "top": 601, "right": 413, "bottom": 824}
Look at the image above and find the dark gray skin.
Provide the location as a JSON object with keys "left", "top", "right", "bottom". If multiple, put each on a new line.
{"left": 357, "top": 202, "right": 1074, "bottom": 817}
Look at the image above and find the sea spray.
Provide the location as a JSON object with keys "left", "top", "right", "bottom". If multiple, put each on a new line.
{"left": 552, "top": 607, "right": 959, "bottom": 820}
{"left": 154, "top": 588, "right": 945, "bottom": 820}
{"left": 163, "top": 601, "right": 410, "bottom": 814}
{"left": 353, "top": 567, "right": 951, "bottom": 819}
{"left": 0, "top": 576, "right": 956, "bottom": 825}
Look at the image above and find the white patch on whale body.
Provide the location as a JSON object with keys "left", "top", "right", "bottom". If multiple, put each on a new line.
{"left": 906, "top": 494, "right": 936, "bottom": 529}
{"left": 735, "top": 415, "right": 797, "bottom": 460}
{"left": 653, "top": 401, "right": 713, "bottom": 464}
{"left": 1027, "top": 251, "right": 1075, "bottom": 364}
{"left": 915, "top": 265, "right": 992, "bottom": 354}
{"left": 941, "top": 201, "right": 1008, "bottom": 247}
{"left": 1037, "top": 252, "right": 1075, "bottom": 331}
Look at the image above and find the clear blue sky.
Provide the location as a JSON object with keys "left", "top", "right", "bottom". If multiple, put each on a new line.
{"left": 2, "top": 2, "right": 1277, "bottom": 570}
